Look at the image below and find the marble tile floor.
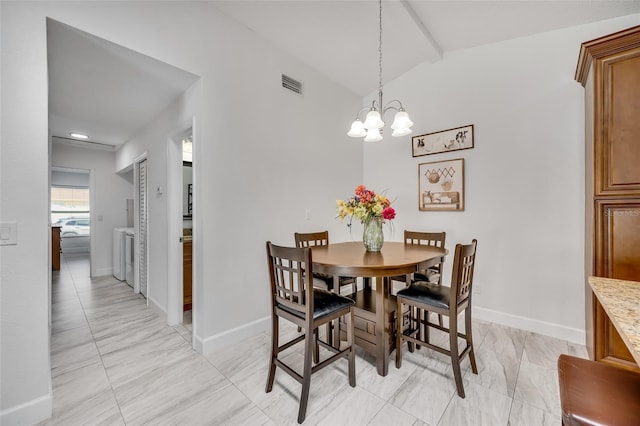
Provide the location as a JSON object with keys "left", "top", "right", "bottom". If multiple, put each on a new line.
{"left": 41, "top": 252, "right": 588, "bottom": 425}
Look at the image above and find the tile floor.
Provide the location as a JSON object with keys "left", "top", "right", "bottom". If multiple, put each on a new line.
{"left": 40, "top": 252, "right": 587, "bottom": 425}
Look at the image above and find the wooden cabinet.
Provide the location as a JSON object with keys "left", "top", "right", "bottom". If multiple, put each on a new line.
{"left": 52, "top": 226, "right": 61, "bottom": 271}
{"left": 576, "top": 25, "right": 640, "bottom": 371}
{"left": 183, "top": 240, "right": 192, "bottom": 311}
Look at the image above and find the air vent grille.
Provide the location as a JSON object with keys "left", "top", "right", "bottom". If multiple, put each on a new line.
{"left": 282, "top": 74, "right": 303, "bottom": 95}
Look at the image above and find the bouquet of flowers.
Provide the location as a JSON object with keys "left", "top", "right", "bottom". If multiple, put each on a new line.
{"left": 336, "top": 185, "right": 396, "bottom": 225}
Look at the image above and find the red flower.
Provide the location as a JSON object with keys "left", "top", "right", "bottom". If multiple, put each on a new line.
{"left": 382, "top": 207, "right": 396, "bottom": 220}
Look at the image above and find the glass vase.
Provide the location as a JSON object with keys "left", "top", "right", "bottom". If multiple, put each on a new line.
{"left": 363, "top": 218, "right": 384, "bottom": 252}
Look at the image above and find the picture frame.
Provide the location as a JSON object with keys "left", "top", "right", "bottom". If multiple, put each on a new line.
{"left": 412, "top": 124, "right": 474, "bottom": 157}
{"left": 418, "top": 158, "right": 464, "bottom": 211}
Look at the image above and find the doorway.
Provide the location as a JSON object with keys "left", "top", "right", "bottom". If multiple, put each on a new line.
{"left": 50, "top": 167, "right": 92, "bottom": 272}
{"left": 167, "top": 122, "right": 196, "bottom": 346}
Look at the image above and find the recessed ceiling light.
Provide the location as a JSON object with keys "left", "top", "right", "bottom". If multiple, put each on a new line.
{"left": 69, "top": 133, "right": 89, "bottom": 139}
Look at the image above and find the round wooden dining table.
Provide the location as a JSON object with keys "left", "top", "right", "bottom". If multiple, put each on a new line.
{"left": 311, "top": 241, "right": 447, "bottom": 376}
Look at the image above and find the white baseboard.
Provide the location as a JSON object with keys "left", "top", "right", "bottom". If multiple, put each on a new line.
{"left": 194, "top": 308, "right": 585, "bottom": 356}
{"left": 474, "top": 306, "right": 586, "bottom": 345}
{"left": 197, "top": 316, "right": 270, "bottom": 355}
{"left": 0, "top": 393, "right": 52, "bottom": 426}
{"left": 93, "top": 266, "right": 112, "bottom": 277}
{"left": 147, "top": 296, "right": 167, "bottom": 322}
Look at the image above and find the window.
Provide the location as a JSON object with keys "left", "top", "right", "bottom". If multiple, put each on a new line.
{"left": 51, "top": 186, "right": 90, "bottom": 237}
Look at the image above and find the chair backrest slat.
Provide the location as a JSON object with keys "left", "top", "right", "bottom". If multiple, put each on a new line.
{"left": 404, "top": 230, "right": 446, "bottom": 248}
{"left": 266, "top": 242, "right": 313, "bottom": 316}
{"left": 450, "top": 239, "right": 478, "bottom": 304}
{"left": 404, "top": 231, "right": 447, "bottom": 284}
{"left": 295, "top": 231, "right": 329, "bottom": 248}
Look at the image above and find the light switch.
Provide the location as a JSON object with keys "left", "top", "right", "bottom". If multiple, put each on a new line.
{"left": 0, "top": 221, "right": 17, "bottom": 245}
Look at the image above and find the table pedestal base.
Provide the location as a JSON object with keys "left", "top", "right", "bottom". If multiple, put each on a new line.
{"left": 339, "top": 288, "right": 410, "bottom": 375}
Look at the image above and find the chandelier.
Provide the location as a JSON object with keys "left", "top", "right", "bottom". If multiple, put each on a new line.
{"left": 347, "top": 0, "right": 414, "bottom": 142}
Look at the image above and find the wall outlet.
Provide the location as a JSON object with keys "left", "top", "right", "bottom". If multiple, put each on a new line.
{"left": 474, "top": 285, "right": 482, "bottom": 295}
{"left": 305, "top": 209, "right": 311, "bottom": 220}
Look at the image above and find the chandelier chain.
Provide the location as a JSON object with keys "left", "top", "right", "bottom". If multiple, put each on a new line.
{"left": 378, "top": 0, "right": 383, "bottom": 95}
{"left": 346, "top": 0, "right": 413, "bottom": 140}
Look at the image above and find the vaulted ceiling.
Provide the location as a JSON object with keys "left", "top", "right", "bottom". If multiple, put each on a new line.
{"left": 47, "top": 1, "right": 640, "bottom": 148}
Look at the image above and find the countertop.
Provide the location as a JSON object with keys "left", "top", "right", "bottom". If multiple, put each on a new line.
{"left": 588, "top": 276, "right": 640, "bottom": 365}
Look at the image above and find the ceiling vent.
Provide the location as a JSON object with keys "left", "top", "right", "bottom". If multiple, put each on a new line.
{"left": 282, "top": 74, "right": 303, "bottom": 95}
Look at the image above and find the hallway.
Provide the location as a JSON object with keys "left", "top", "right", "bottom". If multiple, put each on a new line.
{"left": 42, "top": 253, "right": 585, "bottom": 425}
{"left": 45, "top": 253, "right": 264, "bottom": 425}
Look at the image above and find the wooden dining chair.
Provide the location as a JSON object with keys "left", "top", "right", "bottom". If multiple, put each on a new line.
{"left": 391, "top": 230, "right": 446, "bottom": 287}
{"left": 265, "top": 242, "right": 356, "bottom": 424}
{"left": 391, "top": 231, "right": 446, "bottom": 330}
{"left": 294, "top": 231, "right": 358, "bottom": 295}
{"left": 395, "top": 239, "right": 478, "bottom": 398}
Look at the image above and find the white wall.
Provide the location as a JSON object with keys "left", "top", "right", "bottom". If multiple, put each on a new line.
{"left": 51, "top": 141, "right": 134, "bottom": 275}
{"left": 364, "top": 14, "right": 640, "bottom": 343}
{"left": 6, "top": 2, "right": 634, "bottom": 423}
{"left": 0, "top": 3, "right": 361, "bottom": 423}
{"left": 1, "top": 2, "right": 53, "bottom": 423}
{"left": 107, "top": 2, "right": 363, "bottom": 350}
{"left": 116, "top": 86, "right": 198, "bottom": 313}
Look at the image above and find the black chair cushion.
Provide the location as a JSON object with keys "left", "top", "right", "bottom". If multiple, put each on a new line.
{"left": 312, "top": 272, "right": 356, "bottom": 288}
{"left": 413, "top": 269, "right": 440, "bottom": 283}
{"left": 391, "top": 268, "right": 440, "bottom": 284}
{"left": 278, "top": 288, "right": 355, "bottom": 320}
{"left": 396, "top": 281, "right": 450, "bottom": 310}
{"left": 312, "top": 271, "right": 333, "bottom": 284}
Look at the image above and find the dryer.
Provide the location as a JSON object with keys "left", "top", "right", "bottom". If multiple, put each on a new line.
{"left": 113, "top": 227, "right": 133, "bottom": 285}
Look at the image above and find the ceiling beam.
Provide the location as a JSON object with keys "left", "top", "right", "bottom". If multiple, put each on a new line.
{"left": 399, "top": 0, "right": 443, "bottom": 62}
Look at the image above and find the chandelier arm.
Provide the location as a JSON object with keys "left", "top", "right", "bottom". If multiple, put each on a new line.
{"left": 382, "top": 100, "right": 405, "bottom": 116}
{"left": 353, "top": 106, "right": 373, "bottom": 121}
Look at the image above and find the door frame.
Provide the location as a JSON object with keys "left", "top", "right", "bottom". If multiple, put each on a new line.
{"left": 166, "top": 118, "right": 196, "bottom": 343}
{"left": 133, "top": 152, "right": 148, "bottom": 301}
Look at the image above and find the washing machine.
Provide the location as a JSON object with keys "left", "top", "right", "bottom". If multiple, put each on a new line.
{"left": 113, "top": 227, "right": 134, "bottom": 286}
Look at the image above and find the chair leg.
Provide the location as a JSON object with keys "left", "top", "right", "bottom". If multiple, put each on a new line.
{"left": 298, "top": 325, "right": 314, "bottom": 424}
{"left": 465, "top": 305, "right": 478, "bottom": 374}
{"left": 407, "top": 307, "right": 414, "bottom": 353}
{"left": 416, "top": 308, "right": 423, "bottom": 350}
{"left": 449, "top": 312, "right": 465, "bottom": 398}
{"left": 266, "top": 315, "right": 278, "bottom": 393}
{"left": 363, "top": 277, "right": 372, "bottom": 290}
{"left": 424, "top": 311, "right": 430, "bottom": 344}
{"left": 313, "top": 328, "right": 320, "bottom": 364}
{"left": 347, "top": 310, "right": 356, "bottom": 387}
{"left": 396, "top": 297, "right": 404, "bottom": 369}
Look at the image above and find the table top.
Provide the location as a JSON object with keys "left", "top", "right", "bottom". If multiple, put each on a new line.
{"left": 311, "top": 241, "right": 447, "bottom": 277}
{"left": 588, "top": 276, "right": 640, "bottom": 365}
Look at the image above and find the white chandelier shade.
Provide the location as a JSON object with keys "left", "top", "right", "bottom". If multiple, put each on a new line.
{"left": 347, "top": 0, "right": 414, "bottom": 141}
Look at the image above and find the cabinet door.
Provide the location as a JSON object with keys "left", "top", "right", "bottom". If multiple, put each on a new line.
{"left": 595, "top": 201, "right": 640, "bottom": 280}
{"left": 183, "top": 241, "right": 192, "bottom": 310}
{"left": 595, "top": 48, "right": 640, "bottom": 196}
{"left": 594, "top": 200, "right": 640, "bottom": 370}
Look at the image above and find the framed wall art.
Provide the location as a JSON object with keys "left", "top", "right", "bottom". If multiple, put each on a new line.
{"left": 412, "top": 124, "right": 474, "bottom": 157}
{"left": 418, "top": 158, "right": 464, "bottom": 211}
